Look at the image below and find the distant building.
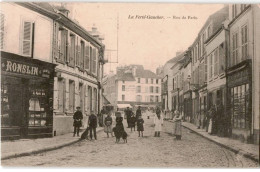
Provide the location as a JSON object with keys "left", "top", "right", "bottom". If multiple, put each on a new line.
{"left": 103, "top": 65, "right": 161, "bottom": 110}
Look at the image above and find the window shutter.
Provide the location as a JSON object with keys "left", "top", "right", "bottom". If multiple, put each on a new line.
{"left": 53, "top": 22, "right": 59, "bottom": 60}
{"left": 84, "top": 44, "right": 90, "bottom": 70}
{"left": 67, "top": 32, "right": 71, "bottom": 63}
{"left": 93, "top": 48, "right": 97, "bottom": 74}
{"left": 22, "top": 21, "right": 33, "bottom": 56}
{"left": 80, "top": 41, "right": 84, "bottom": 69}
{"left": 0, "top": 13, "right": 4, "bottom": 49}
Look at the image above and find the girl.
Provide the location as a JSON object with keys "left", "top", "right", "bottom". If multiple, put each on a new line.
{"left": 137, "top": 115, "right": 144, "bottom": 137}
{"left": 173, "top": 110, "right": 182, "bottom": 140}
{"left": 104, "top": 112, "right": 113, "bottom": 138}
{"left": 154, "top": 107, "right": 163, "bottom": 137}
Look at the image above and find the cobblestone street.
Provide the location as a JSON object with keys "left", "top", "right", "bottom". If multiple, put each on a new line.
{"left": 2, "top": 116, "right": 258, "bottom": 168}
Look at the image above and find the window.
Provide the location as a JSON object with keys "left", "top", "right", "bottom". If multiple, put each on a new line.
{"left": 145, "top": 96, "right": 149, "bottom": 102}
{"left": 230, "top": 84, "right": 249, "bottom": 129}
{"left": 156, "top": 87, "right": 159, "bottom": 93}
{"left": 202, "top": 33, "right": 205, "bottom": 54}
{"left": 214, "top": 48, "right": 219, "bottom": 76}
{"left": 241, "top": 24, "right": 248, "bottom": 61}
{"left": 151, "top": 79, "right": 153, "bottom": 84}
{"left": 93, "top": 88, "right": 97, "bottom": 113}
{"left": 69, "top": 80, "right": 75, "bottom": 112}
{"left": 209, "top": 54, "right": 213, "bottom": 79}
{"left": 207, "top": 26, "right": 211, "bottom": 38}
{"left": 0, "top": 13, "right": 4, "bottom": 49}
{"left": 156, "top": 79, "right": 158, "bottom": 84}
{"left": 173, "top": 78, "right": 175, "bottom": 90}
{"left": 122, "top": 85, "right": 125, "bottom": 91}
{"left": 136, "top": 86, "right": 141, "bottom": 93}
{"left": 92, "top": 48, "right": 97, "bottom": 74}
{"left": 204, "top": 56, "right": 207, "bottom": 82}
{"left": 155, "top": 96, "right": 159, "bottom": 102}
{"left": 232, "top": 4, "right": 237, "bottom": 19}
{"left": 150, "top": 86, "right": 153, "bottom": 93}
{"left": 219, "top": 43, "right": 225, "bottom": 74}
{"left": 145, "top": 86, "right": 148, "bottom": 93}
{"left": 22, "top": 21, "right": 34, "bottom": 57}
{"left": 58, "top": 78, "right": 66, "bottom": 112}
{"left": 68, "top": 33, "right": 75, "bottom": 66}
{"left": 84, "top": 43, "right": 90, "bottom": 70}
{"left": 138, "top": 78, "right": 140, "bottom": 83}
{"left": 57, "top": 28, "right": 68, "bottom": 63}
{"left": 146, "top": 78, "right": 148, "bottom": 84}
{"left": 89, "top": 47, "right": 92, "bottom": 72}
{"left": 79, "top": 83, "right": 84, "bottom": 111}
{"left": 80, "top": 41, "right": 84, "bottom": 69}
{"left": 136, "top": 95, "right": 142, "bottom": 102}
{"left": 122, "top": 95, "right": 125, "bottom": 101}
{"left": 88, "top": 86, "right": 92, "bottom": 113}
{"left": 232, "top": 31, "right": 239, "bottom": 66}
{"left": 150, "top": 95, "right": 154, "bottom": 102}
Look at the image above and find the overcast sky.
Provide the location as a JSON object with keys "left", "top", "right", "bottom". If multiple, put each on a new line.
{"left": 65, "top": 3, "right": 224, "bottom": 74}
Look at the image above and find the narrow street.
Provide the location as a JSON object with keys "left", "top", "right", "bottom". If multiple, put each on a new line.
{"left": 2, "top": 114, "right": 258, "bottom": 168}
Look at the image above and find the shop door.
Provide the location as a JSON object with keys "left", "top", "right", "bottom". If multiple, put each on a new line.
{"left": 1, "top": 77, "right": 26, "bottom": 138}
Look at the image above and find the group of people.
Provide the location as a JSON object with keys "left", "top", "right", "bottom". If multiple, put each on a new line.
{"left": 73, "top": 106, "right": 98, "bottom": 140}
{"left": 72, "top": 105, "right": 183, "bottom": 142}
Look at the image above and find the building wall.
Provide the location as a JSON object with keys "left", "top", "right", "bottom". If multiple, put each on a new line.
{"left": 0, "top": 3, "right": 52, "bottom": 62}
{"left": 252, "top": 5, "right": 260, "bottom": 144}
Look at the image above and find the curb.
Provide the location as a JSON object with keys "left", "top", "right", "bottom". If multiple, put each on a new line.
{"left": 1, "top": 128, "right": 104, "bottom": 161}
{"left": 167, "top": 120, "right": 259, "bottom": 163}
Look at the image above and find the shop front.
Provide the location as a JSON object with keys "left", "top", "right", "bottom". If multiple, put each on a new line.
{"left": 183, "top": 90, "right": 192, "bottom": 122}
{"left": 1, "top": 51, "right": 56, "bottom": 140}
{"left": 227, "top": 60, "right": 252, "bottom": 142}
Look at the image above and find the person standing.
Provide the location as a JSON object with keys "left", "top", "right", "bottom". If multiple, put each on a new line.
{"left": 129, "top": 113, "right": 136, "bottom": 132}
{"left": 207, "top": 107, "right": 213, "bottom": 134}
{"left": 137, "top": 115, "right": 144, "bottom": 137}
{"left": 173, "top": 110, "right": 182, "bottom": 140}
{"left": 73, "top": 106, "right": 83, "bottom": 137}
{"left": 154, "top": 106, "right": 163, "bottom": 137}
{"left": 104, "top": 112, "right": 113, "bottom": 138}
{"left": 88, "top": 112, "right": 97, "bottom": 140}
{"left": 125, "top": 107, "right": 133, "bottom": 128}
{"left": 136, "top": 106, "right": 142, "bottom": 120}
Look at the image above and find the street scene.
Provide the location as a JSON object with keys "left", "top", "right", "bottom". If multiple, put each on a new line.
{"left": 0, "top": 2, "right": 260, "bottom": 168}
{"left": 2, "top": 115, "right": 258, "bottom": 167}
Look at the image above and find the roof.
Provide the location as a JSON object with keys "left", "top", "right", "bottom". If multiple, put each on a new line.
{"left": 136, "top": 69, "right": 160, "bottom": 79}
{"left": 117, "top": 72, "right": 136, "bottom": 81}
{"left": 169, "top": 52, "right": 186, "bottom": 69}
{"left": 191, "top": 5, "right": 229, "bottom": 46}
{"left": 103, "top": 95, "right": 111, "bottom": 105}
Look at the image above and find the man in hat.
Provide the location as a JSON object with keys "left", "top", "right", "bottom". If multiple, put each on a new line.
{"left": 73, "top": 106, "right": 83, "bottom": 137}
{"left": 88, "top": 111, "right": 98, "bottom": 140}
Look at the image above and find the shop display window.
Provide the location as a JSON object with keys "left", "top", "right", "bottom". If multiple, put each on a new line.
{"left": 28, "top": 86, "right": 48, "bottom": 127}
{"left": 231, "top": 84, "right": 249, "bottom": 129}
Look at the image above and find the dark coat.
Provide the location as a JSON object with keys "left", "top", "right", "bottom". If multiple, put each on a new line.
{"left": 73, "top": 111, "right": 83, "bottom": 127}
{"left": 125, "top": 109, "right": 133, "bottom": 119}
{"left": 136, "top": 109, "right": 142, "bottom": 119}
{"left": 137, "top": 118, "right": 144, "bottom": 131}
{"left": 105, "top": 116, "right": 113, "bottom": 126}
{"left": 129, "top": 116, "right": 136, "bottom": 127}
{"left": 88, "top": 114, "right": 97, "bottom": 128}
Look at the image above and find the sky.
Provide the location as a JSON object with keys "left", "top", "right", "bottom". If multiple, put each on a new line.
{"left": 64, "top": 3, "right": 224, "bottom": 74}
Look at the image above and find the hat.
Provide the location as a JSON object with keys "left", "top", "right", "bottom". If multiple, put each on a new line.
{"left": 76, "top": 106, "right": 81, "bottom": 109}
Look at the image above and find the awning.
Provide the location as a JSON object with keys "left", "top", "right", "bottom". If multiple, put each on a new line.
{"left": 117, "top": 104, "right": 132, "bottom": 109}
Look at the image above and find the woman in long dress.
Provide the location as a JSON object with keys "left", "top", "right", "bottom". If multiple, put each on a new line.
{"left": 207, "top": 107, "right": 213, "bottom": 134}
{"left": 173, "top": 110, "right": 182, "bottom": 140}
{"left": 154, "top": 107, "right": 163, "bottom": 137}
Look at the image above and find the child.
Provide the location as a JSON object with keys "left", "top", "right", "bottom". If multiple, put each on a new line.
{"left": 130, "top": 114, "right": 136, "bottom": 132}
{"left": 137, "top": 115, "right": 144, "bottom": 137}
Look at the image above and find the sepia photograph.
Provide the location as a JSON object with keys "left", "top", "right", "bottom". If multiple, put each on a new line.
{"left": 0, "top": 0, "right": 259, "bottom": 168}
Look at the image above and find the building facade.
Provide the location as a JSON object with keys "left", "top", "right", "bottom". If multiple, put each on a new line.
{"left": 1, "top": 2, "right": 56, "bottom": 139}
{"left": 226, "top": 4, "right": 260, "bottom": 143}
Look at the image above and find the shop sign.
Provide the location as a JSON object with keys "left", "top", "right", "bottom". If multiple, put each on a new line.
{"left": 1, "top": 58, "right": 51, "bottom": 78}
{"left": 227, "top": 68, "right": 249, "bottom": 87}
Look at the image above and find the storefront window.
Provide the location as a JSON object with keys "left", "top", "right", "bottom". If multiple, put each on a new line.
{"left": 231, "top": 84, "right": 248, "bottom": 129}
{"left": 28, "top": 85, "right": 48, "bottom": 126}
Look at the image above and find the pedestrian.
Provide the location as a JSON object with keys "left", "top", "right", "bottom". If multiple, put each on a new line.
{"left": 73, "top": 106, "right": 83, "bottom": 137}
{"left": 173, "top": 110, "right": 182, "bottom": 140}
{"left": 104, "top": 112, "right": 114, "bottom": 138}
{"left": 137, "top": 115, "right": 144, "bottom": 137}
{"left": 211, "top": 105, "right": 217, "bottom": 135}
{"left": 129, "top": 113, "right": 136, "bottom": 132}
{"left": 88, "top": 111, "right": 98, "bottom": 140}
{"left": 154, "top": 106, "right": 163, "bottom": 137}
{"left": 125, "top": 107, "right": 133, "bottom": 128}
{"left": 136, "top": 106, "right": 142, "bottom": 120}
{"left": 207, "top": 107, "right": 213, "bottom": 134}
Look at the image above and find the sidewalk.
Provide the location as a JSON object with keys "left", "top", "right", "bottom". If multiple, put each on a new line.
{"left": 168, "top": 120, "right": 259, "bottom": 162}
{"left": 1, "top": 127, "right": 103, "bottom": 160}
